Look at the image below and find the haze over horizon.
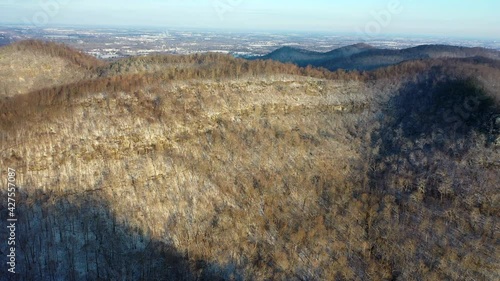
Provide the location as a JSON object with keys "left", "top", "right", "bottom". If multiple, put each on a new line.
{"left": 1, "top": 1, "right": 500, "bottom": 280}
{"left": 0, "top": 0, "right": 499, "bottom": 40}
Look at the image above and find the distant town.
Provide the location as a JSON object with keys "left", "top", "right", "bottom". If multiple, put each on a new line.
{"left": 1, "top": 25, "right": 499, "bottom": 60}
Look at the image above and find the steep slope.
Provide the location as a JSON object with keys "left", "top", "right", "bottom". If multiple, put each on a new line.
{"left": 360, "top": 74, "right": 500, "bottom": 281}
{"left": 0, "top": 42, "right": 499, "bottom": 280}
{"left": 0, "top": 40, "right": 106, "bottom": 97}
{"left": 1, "top": 72, "right": 372, "bottom": 280}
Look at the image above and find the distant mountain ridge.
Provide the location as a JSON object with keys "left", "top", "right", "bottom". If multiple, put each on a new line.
{"left": 251, "top": 44, "right": 500, "bottom": 71}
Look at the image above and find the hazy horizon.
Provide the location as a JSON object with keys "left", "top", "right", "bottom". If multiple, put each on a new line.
{"left": 0, "top": 0, "right": 499, "bottom": 40}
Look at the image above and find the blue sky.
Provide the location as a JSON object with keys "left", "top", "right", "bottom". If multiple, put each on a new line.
{"left": 0, "top": 0, "right": 499, "bottom": 39}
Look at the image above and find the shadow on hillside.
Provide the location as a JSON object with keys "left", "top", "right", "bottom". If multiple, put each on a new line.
{"left": 366, "top": 77, "right": 499, "bottom": 198}
{"left": 0, "top": 190, "right": 240, "bottom": 281}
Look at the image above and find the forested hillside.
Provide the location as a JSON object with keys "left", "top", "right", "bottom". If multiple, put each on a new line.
{"left": 254, "top": 44, "right": 500, "bottom": 71}
{"left": 0, "top": 41, "right": 499, "bottom": 281}
{"left": 0, "top": 40, "right": 105, "bottom": 97}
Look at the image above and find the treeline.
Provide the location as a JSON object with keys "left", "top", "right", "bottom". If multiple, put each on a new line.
{"left": 367, "top": 56, "right": 500, "bottom": 81}
{"left": 0, "top": 55, "right": 365, "bottom": 128}
{"left": 8, "top": 40, "right": 107, "bottom": 71}
{"left": 112, "top": 51, "right": 500, "bottom": 84}
{"left": 100, "top": 51, "right": 365, "bottom": 81}
{"left": 2, "top": 43, "right": 499, "bottom": 129}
